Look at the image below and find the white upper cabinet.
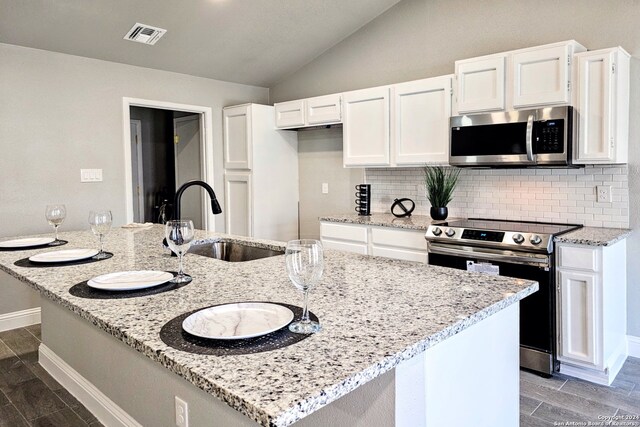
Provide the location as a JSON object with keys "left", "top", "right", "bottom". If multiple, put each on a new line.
{"left": 392, "top": 76, "right": 452, "bottom": 165}
{"left": 343, "top": 86, "right": 391, "bottom": 167}
{"left": 512, "top": 41, "right": 586, "bottom": 108}
{"left": 275, "top": 94, "right": 342, "bottom": 129}
{"left": 306, "top": 94, "right": 342, "bottom": 125}
{"left": 274, "top": 100, "right": 305, "bottom": 129}
{"left": 574, "top": 47, "right": 630, "bottom": 164}
{"left": 223, "top": 105, "right": 252, "bottom": 170}
{"left": 454, "top": 41, "right": 586, "bottom": 114}
{"left": 455, "top": 56, "right": 506, "bottom": 113}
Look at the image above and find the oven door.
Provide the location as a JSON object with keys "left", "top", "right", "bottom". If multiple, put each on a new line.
{"left": 428, "top": 243, "right": 557, "bottom": 376}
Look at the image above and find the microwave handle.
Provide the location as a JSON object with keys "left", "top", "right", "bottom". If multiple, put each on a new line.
{"left": 526, "top": 114, "right": 535, "bottom": 162}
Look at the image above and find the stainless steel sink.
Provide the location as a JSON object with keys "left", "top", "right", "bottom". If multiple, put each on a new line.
{"left": 188, "top": 240, "right": 284, "bottom": 262}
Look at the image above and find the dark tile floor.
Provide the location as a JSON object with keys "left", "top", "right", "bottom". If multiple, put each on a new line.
{"left": 0, "top": 325, "right": 103, "bottom": 427}
{"left": 520, "top": 357, "right": 640, "bottom": 426}
{"left": 1, "top": 324, "right": 639, "bottom": 426}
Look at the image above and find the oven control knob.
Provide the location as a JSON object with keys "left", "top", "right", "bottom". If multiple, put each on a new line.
{"left": 512, "top": 233, "right": 525, "bottom": 244}
{"left": 530, "top": 235, "right": 542, "bottom": 245}
{"left": 432, "top": 227, "right": 442, "bottom": 236}
{"left": 445, "top": 228, "right": 456, "bottom": 237}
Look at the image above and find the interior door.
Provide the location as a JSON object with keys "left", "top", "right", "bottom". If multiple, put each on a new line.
{"left": 174, "top": 114, "right": 203, "bottom": 229}
{"left": 129, "top": 120, "right": 144, "bottom": 223}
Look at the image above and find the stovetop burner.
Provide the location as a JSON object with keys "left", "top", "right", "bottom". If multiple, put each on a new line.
{"left": 425, "top": 218, "right": 582, "bottom": 254}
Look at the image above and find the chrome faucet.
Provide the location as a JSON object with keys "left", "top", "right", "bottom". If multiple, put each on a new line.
{"left": 174, "top": 180, "right": 222, "bottom": 220}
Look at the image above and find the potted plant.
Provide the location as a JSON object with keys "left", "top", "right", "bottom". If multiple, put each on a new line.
{"left": 423, "top": 166, "right": 461, "bottom": 220}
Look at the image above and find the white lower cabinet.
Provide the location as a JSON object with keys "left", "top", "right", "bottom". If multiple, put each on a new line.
{"left": 556, "top": 240, "right": 627, "bottom": 385}
{"left": 320, "top": 222, "right": 427, "bottom": 263}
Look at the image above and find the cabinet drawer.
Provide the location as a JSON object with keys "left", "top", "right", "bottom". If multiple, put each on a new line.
{"left": 320, "top": 223, "right": 368, "bottom": 243}
{"left": 371, "top": 227, "right": 426, "bottom": 251}
{"left": 371, "top": 246, "right": 427, "bottom": 263}
{"left": 321, "top": 239, "right": 367, "bottom": 255}
{"left": 557, "top": 245, "right": 600, "bottom": 272}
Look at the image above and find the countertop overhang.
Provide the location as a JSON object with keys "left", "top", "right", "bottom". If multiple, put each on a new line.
{"left": 0, "top": 226, "right": 537, "bottom": 427}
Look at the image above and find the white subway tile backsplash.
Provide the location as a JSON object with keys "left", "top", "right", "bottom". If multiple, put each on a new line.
{"left": 365, "top": 166, "right": 629, "bottom": 228}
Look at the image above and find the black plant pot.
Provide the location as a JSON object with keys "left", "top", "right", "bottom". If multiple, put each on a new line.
{"left": 430, "top": 207, "right": 448, "bottom": 221}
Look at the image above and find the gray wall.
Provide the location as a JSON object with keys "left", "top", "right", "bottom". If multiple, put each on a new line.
{"left": 0, "top": 43, "right": 268, "bottom": 238}
{"left": 270, "top": 0, "right": 640, "bottom": 336}
{"left": 298, "top": 127, "right": 364, "bottom": 239}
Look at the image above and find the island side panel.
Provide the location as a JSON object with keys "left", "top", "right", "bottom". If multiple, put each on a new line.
{"left": 396, "top": 303, "right": 520, "bottom": 427}
{"left": 38, "top": 297, "right": 260, "bottom": 427}
{"left": 0, "top": 270, "right": 40, "bottom": 331}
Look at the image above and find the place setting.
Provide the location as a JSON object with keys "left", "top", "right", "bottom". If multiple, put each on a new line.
{"left": 160, "top": 239, "right": 323, "bottom": 356}
{"left": 69, "top": 219, "right": 195, "bottom": 298}
{"left": 13, "top": 210, "right": 114, "bottom": 267}
{"left": 0, "top": 204, "right": 69, "bottom": 251}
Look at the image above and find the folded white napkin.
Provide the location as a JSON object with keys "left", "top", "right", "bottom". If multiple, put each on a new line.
{"left": 121, "top": 222, "right": 154, "bottom": 229}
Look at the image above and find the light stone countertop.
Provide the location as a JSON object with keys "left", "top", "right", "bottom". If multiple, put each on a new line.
{"left": 318, "top": 213, "right": 455, "bottom": 231}
{"left": 0, "top": 226, "right": 537, "bottom": 427}
{"left": 321, "top": 213, "right": 632, "bottom": 247}
{"left": 554, "top": 227, "right": 632, "bottom": 247}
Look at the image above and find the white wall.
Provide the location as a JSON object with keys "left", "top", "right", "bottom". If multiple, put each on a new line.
{"left": 269, "top": 0, "right": 640, "bottom": 336}
{"left": 0, "top": 43, "right": 268, "bottom": 237}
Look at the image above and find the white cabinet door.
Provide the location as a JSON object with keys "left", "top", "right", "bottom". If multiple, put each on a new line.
{"left": 512, "top": 45, "right": 571, "bottom": 108}
{"left": 223, "top": 105, "right": 252, "bottom": 170}
{"left": 558, "top": 269, "right": 599, "bottom": 366}
{"left": 370, "top": 246, "right": 427, "bottom": 263}
{"left": 455, "top": 56, "right": 506, "bottom": 113}
{"left": 274, "top": 100, "right": 305, "bottom": 129}
{"left": 322, "top": 240, "right": 368, "bottom": 254}
{"left": 343, "top": 87, "right": 390, "bottom": 166}
{"left": 574, "top": 48, "right": 631, "bottom": 164}
{"left": 393, "top": 76, "right": 452, "bottom": 165}
{"left": 306, "top": 94, "right": 342, "bottom": 125}
{"left": 224, "top": 172, "right": 252, "bottom": 237}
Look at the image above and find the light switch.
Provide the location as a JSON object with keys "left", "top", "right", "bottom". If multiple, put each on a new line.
{"left": 81, "top": 169, "right": 103, "bottom": 182}
{"left": 321, "top": 183, "right": 329, "bottom": 194}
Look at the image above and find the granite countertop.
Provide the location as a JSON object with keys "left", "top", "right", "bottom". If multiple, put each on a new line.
{"left": 318, "top": 213, "right": 454, "bottom": 231}
{"left": 554, "top": 227, "right": 632, "bottom": 247}
{"left": 321, "top": 214, "right": 632, "bottom": 247}
{"left": 0, "top": 226, "right": 537, "bottom": 427}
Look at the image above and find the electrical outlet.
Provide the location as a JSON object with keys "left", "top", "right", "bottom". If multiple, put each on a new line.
{"left": 175, "top": 396, "right": 188, "bottom": 427}
{"left": 596, "top": 185, "right": 612, "bottom": 203}
{"left": 321, "top": 183, "right": 329, "bottom": 194}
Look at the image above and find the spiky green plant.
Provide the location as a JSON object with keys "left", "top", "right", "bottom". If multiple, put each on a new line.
{"left": 423, "top": 166, "right": 461, "bottom": 207}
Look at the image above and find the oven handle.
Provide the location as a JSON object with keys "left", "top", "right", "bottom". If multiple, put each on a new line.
{"left": 428, "top": 243, "right": 550, "bottom": 268}
{"left": 526, "top": 113, "right": 535, "bottom": 162}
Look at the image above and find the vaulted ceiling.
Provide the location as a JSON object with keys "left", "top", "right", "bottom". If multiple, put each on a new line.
{"left": 0, "top": 0, "right": 402, "bottom": 87}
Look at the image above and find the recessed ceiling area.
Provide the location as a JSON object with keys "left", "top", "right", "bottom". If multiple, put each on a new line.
{"left": 0, "top": 0, "right": 402, "bottom": 87}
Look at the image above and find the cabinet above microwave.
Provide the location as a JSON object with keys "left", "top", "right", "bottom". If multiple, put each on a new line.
{"left": 454, "top": 40, "right": 587, "bottom": 115}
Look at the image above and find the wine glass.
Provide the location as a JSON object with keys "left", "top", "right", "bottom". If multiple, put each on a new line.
{"left": 89, "top": 210, "right": 113, "bottom": 259}
{"left": 165, "top": 220, "right": 195, "bottom": 284}
{"left": 285, "top": 239, "right": 323, "bottom": 334}
{"left": 45, "top": 204, "right": 66, "bottom": 245}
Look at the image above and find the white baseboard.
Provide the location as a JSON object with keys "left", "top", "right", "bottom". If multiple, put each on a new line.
{"left": 628, "top": 335, "right": 640, "bottom": 358}
{"left": 0, "top": 307, "right": 40, "bottom": 332}
{"left": 38, "top": 344, "right": 142, "bottom": 427}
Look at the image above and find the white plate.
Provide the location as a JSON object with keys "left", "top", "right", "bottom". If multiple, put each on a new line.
{"left": 87, "top": 270, "right": 174, "bottom": 291}
{"left": 182, "top": 303, "right": 294, "bottom": 340}
{"left": 0, "top": 237, "right": 55, "bottom": 249}
{"left": 29, "top": 248, "right": 100, "bottom": 264}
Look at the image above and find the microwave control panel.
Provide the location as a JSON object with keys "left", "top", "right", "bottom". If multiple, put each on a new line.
{"left": 536, "top": 120, "right": 564, "bottom": 154}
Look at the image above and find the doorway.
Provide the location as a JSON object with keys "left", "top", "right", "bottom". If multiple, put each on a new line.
{"left": 122, "top": 98, "right": 215, "bottom": 230}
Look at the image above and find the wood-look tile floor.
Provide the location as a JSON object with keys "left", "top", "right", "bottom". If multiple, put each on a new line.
{"left": 1, "top": 324, "right": 639, "bottom": 426}
{"left": 0, "top": 325, "right": 103, "bottom": 427}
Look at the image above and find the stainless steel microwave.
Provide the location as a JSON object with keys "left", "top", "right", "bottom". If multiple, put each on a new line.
{"left": 449, "top": 106, "right": 575, "bottom": 167}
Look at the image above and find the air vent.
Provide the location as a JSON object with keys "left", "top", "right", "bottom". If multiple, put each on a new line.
{"left": 124, "top": 23, "right": 167, "bottom": 45}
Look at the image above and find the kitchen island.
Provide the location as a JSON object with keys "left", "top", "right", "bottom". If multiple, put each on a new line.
{"left": 0, "top": 226, "right": 537, "bottom": 427}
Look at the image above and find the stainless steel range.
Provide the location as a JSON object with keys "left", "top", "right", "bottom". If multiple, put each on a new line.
{"left": 425, "top": 218, "right": 582, "bottom": 376}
